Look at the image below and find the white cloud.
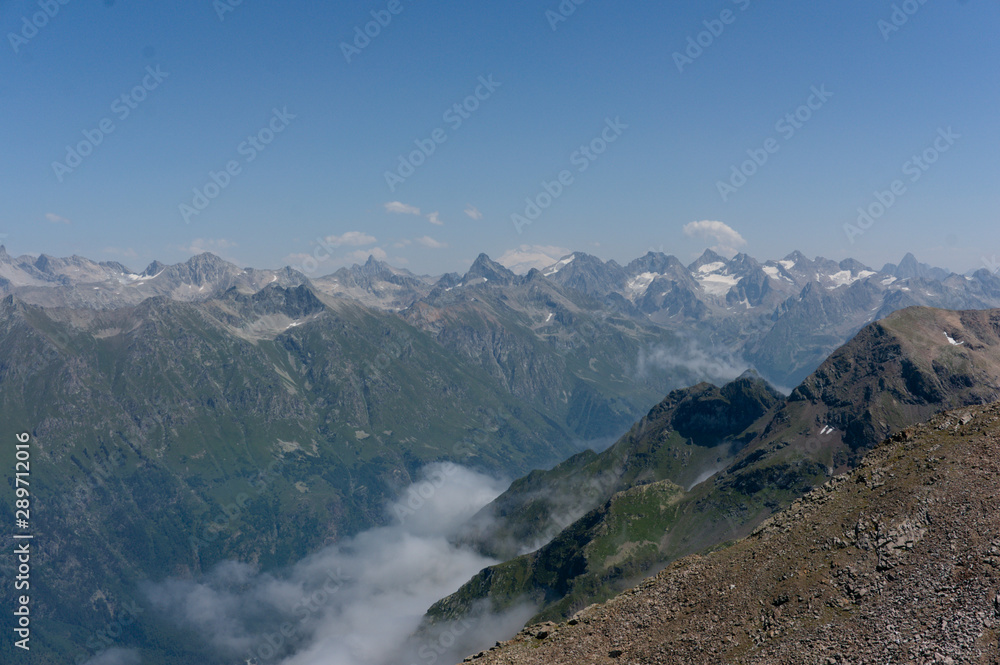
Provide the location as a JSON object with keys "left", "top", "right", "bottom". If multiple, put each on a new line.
{"left": 45, "top": 213, "right": 71, "bottom": 224}
{"left": 682, "top": 220, "right": 747, "bottom": 258}
{"left": 497, "top": 245, "right": 571, "bottom": 274}
{"left": 142, "top": 466, "right": 535, "bottom": 665}
{"left": 416, "top": 236, "right": 448, "bottom": 249}
{"left": 384, "top": 202, "right": 421, "bottom": 216}
{"left": 345, "top": 247, "right": 389, "bottom": 263}
{"left": 183, "top": 238, "right": 237, "bottom": 255}
{"left": 325, "top": 231, "right": 376, "bottom": 248}
{"left": 425, "top": 211, "right": 444, "bottom": 226}
{"left": 464, "top": 206, "right": 483, "bottom": 221}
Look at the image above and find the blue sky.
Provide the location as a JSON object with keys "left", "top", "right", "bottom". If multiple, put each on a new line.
{"left": 2, "top": 0, "right": 998, "bottom": 276}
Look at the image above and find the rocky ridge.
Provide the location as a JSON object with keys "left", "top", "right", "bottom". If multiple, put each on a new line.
{"left": 465, "top": 404, "right": 1000, "bottom": 664}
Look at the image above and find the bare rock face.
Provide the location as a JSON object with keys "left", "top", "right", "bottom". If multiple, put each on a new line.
{"left": 467, "top": 404, "right": 1000, "bottom": 664}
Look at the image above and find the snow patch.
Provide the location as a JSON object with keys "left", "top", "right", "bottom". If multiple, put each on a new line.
{"left": 697, "top": 261, "right": 726, "bottom": 274}
{"left": 944, "top": 332, "right": 965, "bottom": 346}
{"left": 697, "top": 273, "right": 739, "bottom": 296}
{"left": 543, "top": 254, "right": 576, "bottom": 276}
{"left": 626, "top": 272, "right": 661, "bottom": 297}
{"left": 827, "top": 269, "right": 876, "bottom": 289}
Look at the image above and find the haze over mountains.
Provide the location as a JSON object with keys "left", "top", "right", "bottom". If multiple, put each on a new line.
{"left": 2, "top": 246, "right": 1000, "bottom": 664}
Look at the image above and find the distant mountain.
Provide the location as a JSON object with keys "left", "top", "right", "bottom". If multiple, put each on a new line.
{"left": 0, "top": 247, "right": 308, "bottom": 308}
{"left": 426, "top": 306, "right": 1000, "bottom": 626}
{"left": 310, "top": 254, "right": 435, "bottom": 310}
{"left": 536, "top": 249, "right": 1000, "bottom": 387}
{"left": 469, "top": 401, "right": 1000, "bottom": 664}
{"left": 5, "top": 246, "right": 999, "bottom": 388}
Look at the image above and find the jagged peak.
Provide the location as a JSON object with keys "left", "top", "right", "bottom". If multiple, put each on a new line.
{"left": 464, "top": 253, "right": 516, "bottom": 285}
{"left": 687, "top": 249, "right": 727, "bottom": 272}
{"left": 142, "top": 260, "right": 167, "bottom": 277}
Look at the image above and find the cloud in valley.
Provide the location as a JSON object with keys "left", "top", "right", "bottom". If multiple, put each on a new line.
{"left": 143, "top": 465, "right": 535, "bottom": 665}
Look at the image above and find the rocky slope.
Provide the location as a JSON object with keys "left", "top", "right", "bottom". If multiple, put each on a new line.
{"left": 465, "top": 402, "right": 1000, "bottom": 664}
{"left": 429, "top": 307, "right": 1000, "bottom": 629}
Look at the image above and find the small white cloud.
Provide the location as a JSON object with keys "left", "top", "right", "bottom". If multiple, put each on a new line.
{"left": 497, "top": 245, "right": 571, "bottom": 274}
{"left": 45, "top": 213, "right": 71, "bottom": 224}
{"left": 183, "top": 238, "right": 237, "bottom": 255}
{"left": 426, "top": 211, "right": 444, "bottom": 226}
{"left": 325, "top": 231, "right": 376, "bottom": 248}
{"left": 682, "top": 220, "right": 747, "bottom": 258}
{"left": 385, "top": 202, "right": 421, "bottom": 216}
{"left": 416, "top": 236, "right": 448, "bottom": 249}
{"left": 346, "top": 247, "right": 389, "bottom": 262}
{"left": 464, "top": 206, "right": 483, "bottom": 221}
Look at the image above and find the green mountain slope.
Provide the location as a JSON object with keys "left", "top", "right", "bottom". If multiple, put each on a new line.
{"left": 0, "top": 281, "right": 690, "bottom": 664}
{"left": 427, "top": 306, "right": 1000, "bottom": 626}
{"left": 472, "top": 402, "right": 1000, "bottom": 664}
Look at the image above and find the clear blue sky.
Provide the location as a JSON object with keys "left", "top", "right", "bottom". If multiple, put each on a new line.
{"left": 2, "top": 0, "right": 998, "bottom": 275}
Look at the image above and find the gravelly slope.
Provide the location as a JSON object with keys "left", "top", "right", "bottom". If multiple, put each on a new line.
{"left": 468, "top": 404, "right": 1000, "bottom": 664}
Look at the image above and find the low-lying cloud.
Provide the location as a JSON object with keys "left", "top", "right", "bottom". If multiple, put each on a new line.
{"left": 637, "top": 338, "right": 749, "bottom": 386}
{"left": 143, "top": 465, "right": 536, "bottom": 665}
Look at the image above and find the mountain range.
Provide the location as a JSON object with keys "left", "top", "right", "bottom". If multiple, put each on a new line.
{"left": 2, "top": 246, "right": 999, "bottom": 663}
{"left": 426, "top": 306, "right": 1000, "bottom": 629}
